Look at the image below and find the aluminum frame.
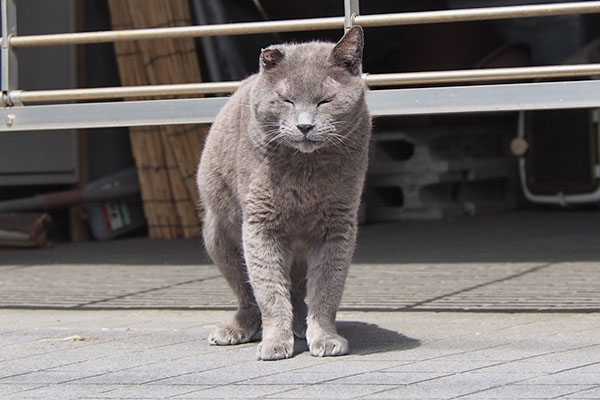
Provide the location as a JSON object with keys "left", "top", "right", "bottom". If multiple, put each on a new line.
{"left": 1, "top": 1, "right": 600, "bottom": 132}
{"left": 3, "top": 80, "right": 600, "bottom": 132}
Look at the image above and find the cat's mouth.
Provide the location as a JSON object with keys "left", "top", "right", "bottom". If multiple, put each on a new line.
{"left": 290, "top": 136, "right": 323, "bottom": 153}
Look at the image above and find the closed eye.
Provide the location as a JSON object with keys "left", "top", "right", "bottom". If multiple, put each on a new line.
{"left": 283, "top": 99, "right": 294, "bottom": 105}
{"left": 317, "top": 99, "right": 332, "bottom": 107}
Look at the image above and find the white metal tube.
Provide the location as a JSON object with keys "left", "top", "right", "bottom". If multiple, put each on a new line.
{"left": 2, "top": 2, "right": 600, "bottom": 48}
{"left": 355, "top": 1, "right": 600, "bottom": 28}
{"left": 4, "top": 17, "right": 345, "bottom": 47}
{"left": 13, "top": 81, "right": 241, "bottom": 103}
{"left": 11, "top": 64, "right": 600, "bottom": 104}
{"left": 364, "top": 64, "right": 600, "bottom": 87}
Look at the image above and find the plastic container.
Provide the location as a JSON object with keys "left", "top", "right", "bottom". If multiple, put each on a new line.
{"left": 86, "top": 168, "right": 146, "bottom": 240}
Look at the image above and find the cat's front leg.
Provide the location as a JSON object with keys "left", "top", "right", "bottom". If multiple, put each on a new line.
{"left": 242, "top": 219, "right": 294, "bottom": 361}
{"left": 305, "top": 220, "right": 356, "bottom": 357}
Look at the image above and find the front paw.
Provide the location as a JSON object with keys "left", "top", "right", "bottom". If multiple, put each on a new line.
{"left": 308, "top": 333, "right": 349, "bottom": 357}
{"left": 256, "top": 337, "right": 294, "bottom": 360}
{"left": 208, "top": 325, "right": 254, "bottom": 346}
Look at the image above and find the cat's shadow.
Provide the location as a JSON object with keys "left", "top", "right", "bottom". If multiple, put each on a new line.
{"left": 293, "top": 320, "right": 421, "bottom": 356}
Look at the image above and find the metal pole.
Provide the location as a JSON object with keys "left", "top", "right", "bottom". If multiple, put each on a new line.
{"left": 4, "top": 16, "right": 345, "bottom": 48}
{"left": 8, "top": 64, "right": 600, "bottom": 104}
{"left": 10, "top": 81, "right": 242, "bottom": 104}
{"left": 2, "top": 2, "right": 600, "bottom": 48}
{"left": 1, "top": 0, "right": 17, "bottom": 106}
{"left": 344, "top": 0, "right": 360, "bottom": 33}
{"left": 364, "top": 64, "right": 600, "bottom": 87}
{"left": 354, "top": 1, "right": 600, "bottom": 28}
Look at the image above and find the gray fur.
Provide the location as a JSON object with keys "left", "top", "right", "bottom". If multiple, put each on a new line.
{"left": 196, "top": 26, "right": 371, "bottom": 360}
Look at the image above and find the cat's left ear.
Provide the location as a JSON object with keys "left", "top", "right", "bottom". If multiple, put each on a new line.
{"left": 331, "top": 25, "right": 364, "bottom": 76}
{"left": 260, "top": 47, "right": 285, "bottom": 71}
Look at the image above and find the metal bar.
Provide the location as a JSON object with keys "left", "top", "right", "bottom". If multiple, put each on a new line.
{"left": 344, "top": 0, "right": 360, "bottom": 33}
{"left": 355, "top": 1, "right": 600, "bottom": 28}
{"left": 9, "top": 64, "right": 600, "bottom": 104}
{"left": 4, "top": 16, "right": 345, "bottom": 48}
{"left": 11, "top": 81, "right": 242, "bottom": 103}
{"left": 3, "top": 1, "right": 600, "bottom": 48}
{"left": 2, "top": 81, "right": 600, "bottom": 132}
{"left": 364, "top": 64, "right": 600, "bottom": 87}
{"left": 1, "top": 0, "right": 17, "bottom": 104}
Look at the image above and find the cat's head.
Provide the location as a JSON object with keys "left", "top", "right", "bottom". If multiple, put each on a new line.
{"left": 251, "top": 26, "right": 367, "bottom": 154}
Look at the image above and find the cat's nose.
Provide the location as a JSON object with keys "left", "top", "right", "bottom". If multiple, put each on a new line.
{"left": 296, "top": 124, "right": 314, "bottom": 135}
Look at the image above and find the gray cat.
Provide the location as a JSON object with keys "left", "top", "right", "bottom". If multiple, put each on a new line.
{"left": 196, "top": 26, "right": 371, "bottom": 360}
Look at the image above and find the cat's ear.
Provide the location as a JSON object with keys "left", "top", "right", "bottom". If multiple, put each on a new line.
{"left": 331, "top": 25, "right": 364, "bottom": 75}
{"left": 260, "top": 47, "right": 285, "bottom": 71}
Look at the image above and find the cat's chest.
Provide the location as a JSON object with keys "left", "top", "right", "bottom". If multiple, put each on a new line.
{"left": 275, "top": 174, "right": 327, "bottom": 210}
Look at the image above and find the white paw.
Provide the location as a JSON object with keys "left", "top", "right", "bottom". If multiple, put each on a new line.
{"left": 208, "top": 325, "right": 253, "bottom": 345}
{"left": 308, "top": 333, "right": 349, "bottom": 357}
{"left": 256, "top": 337, "right": 294, "bottom": 360}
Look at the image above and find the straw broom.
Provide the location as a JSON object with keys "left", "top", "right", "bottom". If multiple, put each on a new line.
{"left": 108, "top": 0, "right": 209, "bottom": 238}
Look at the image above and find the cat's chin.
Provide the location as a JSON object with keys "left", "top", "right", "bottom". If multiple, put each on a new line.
{"left": 289, "top": 140, "right": 323, "bottom": 153}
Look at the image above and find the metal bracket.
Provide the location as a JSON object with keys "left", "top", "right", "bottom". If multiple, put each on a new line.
{"left": 344, "top": 0, "right": 359, "bottom": 32}
{"left": 1, "top": 0, "right": 17, "bottom": 107}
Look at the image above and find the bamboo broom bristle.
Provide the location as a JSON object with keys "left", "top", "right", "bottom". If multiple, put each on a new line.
{"left": 108, "top": 0, "right": 210, "bottom": 238}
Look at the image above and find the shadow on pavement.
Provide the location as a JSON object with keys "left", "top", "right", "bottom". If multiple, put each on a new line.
{"left": 291, "top": 321, "right": 420, "bottom": 357}
{"left": 338, "top": 320, "right": 421, "bottom": 355}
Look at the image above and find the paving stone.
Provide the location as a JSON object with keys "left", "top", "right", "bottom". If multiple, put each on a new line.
{"left": 0, "top": 384, "right": 46, "bottom": 396}
{"left": 383, "top": 360, "right": 502, "bottom": 373}
{"left": 174, "top": 384, "right": 299, "bottom": 399}
{"left": 528, "top": 373, "right": 600, "bottom": 386}
{"left": 264, "top": 384, "right": 398, "bottom": 399}
{"left": 462, "top": 384, "right": 597, "bottom": 399}
{"left": 330, "top": 371, "right": 443, "bottom": 385}
{"left": 0, "top": 371, "right": 96, "bottom": 385}
{"left": 90, "top": 384, "right": 205, "bottom": 399}
{"left": 364, "top": 382, "right": 500, "bottom": 399}
{"left": 565, "top": 386, "right": 600, "bottom": 399}
{"left": 14, "top": 383, "right": 124, "bottom": 399}
{"left": 244, "top": 371, "right": 352, "bottom": 385}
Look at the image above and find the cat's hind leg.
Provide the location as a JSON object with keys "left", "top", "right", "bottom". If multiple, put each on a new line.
{"left": 203, "top": 210, "right": 261, "bottom": 345}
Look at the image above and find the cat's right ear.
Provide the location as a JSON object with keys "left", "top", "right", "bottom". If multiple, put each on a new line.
{"left": 331, "top": 25, "right": 364, "bottom": 76}
{"left": 260, "top": 47, "right": 285, "bottom": 71}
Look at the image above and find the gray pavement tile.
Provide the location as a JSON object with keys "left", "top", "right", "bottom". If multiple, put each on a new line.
{"left": 383, "top": 360, "right": 503, "bottom": 373}
{"left": 264, "top": 384, "right": 398, "bottom": 399}
{"left": 0, "top": 384, "right": 46, "bottom": 396}
{"left": 89, "top": 384, "right": 207, "bottom": 399}
{"left": 45, "top": 356, "right": 171, "bottom": 375}
{"left": 568, "top": 364, "right": 600, "bottom": 373}
{"left": 293, "top": 360, "right": 405, "bottom": 374}
{"left": 563, "top": 385, "right": 600, "bottom": 399}
{"left": 0, "top": 371, "right": 97, "bottom": 385}
{"left": 453, "top": 371, "right": 547, "bottom": 385}
{"left": 526, "top": 373, "right": 600, "bottom": 386}
{"left": 476, "top": 360, "right": 582, "bottom": 374}
{"left": 244, "top": 371, "right": 354, "bottom": 385}
{"left": 74, "top": 368, "right": 191, "bottom": 386}
{"left": 462, "top": 384, "right": 597, "bottom": 399}
{"left": 364, "top": 382, "right": 502, "bottom": 399}
{"left": 14, "top": 384, "right": 123, "bottom": 399}
{"left": 330, "top": 371, "right": 444, "bottom": 385}
{"left": 173, "top": 384, "right": 300, "bottom": 399}
{"left": 154, "top": 359, "right": 311, "bottom": 386}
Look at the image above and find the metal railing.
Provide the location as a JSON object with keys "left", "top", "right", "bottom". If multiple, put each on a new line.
{"left": 1, "top": 0, "right": 600, "bottom": 131}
